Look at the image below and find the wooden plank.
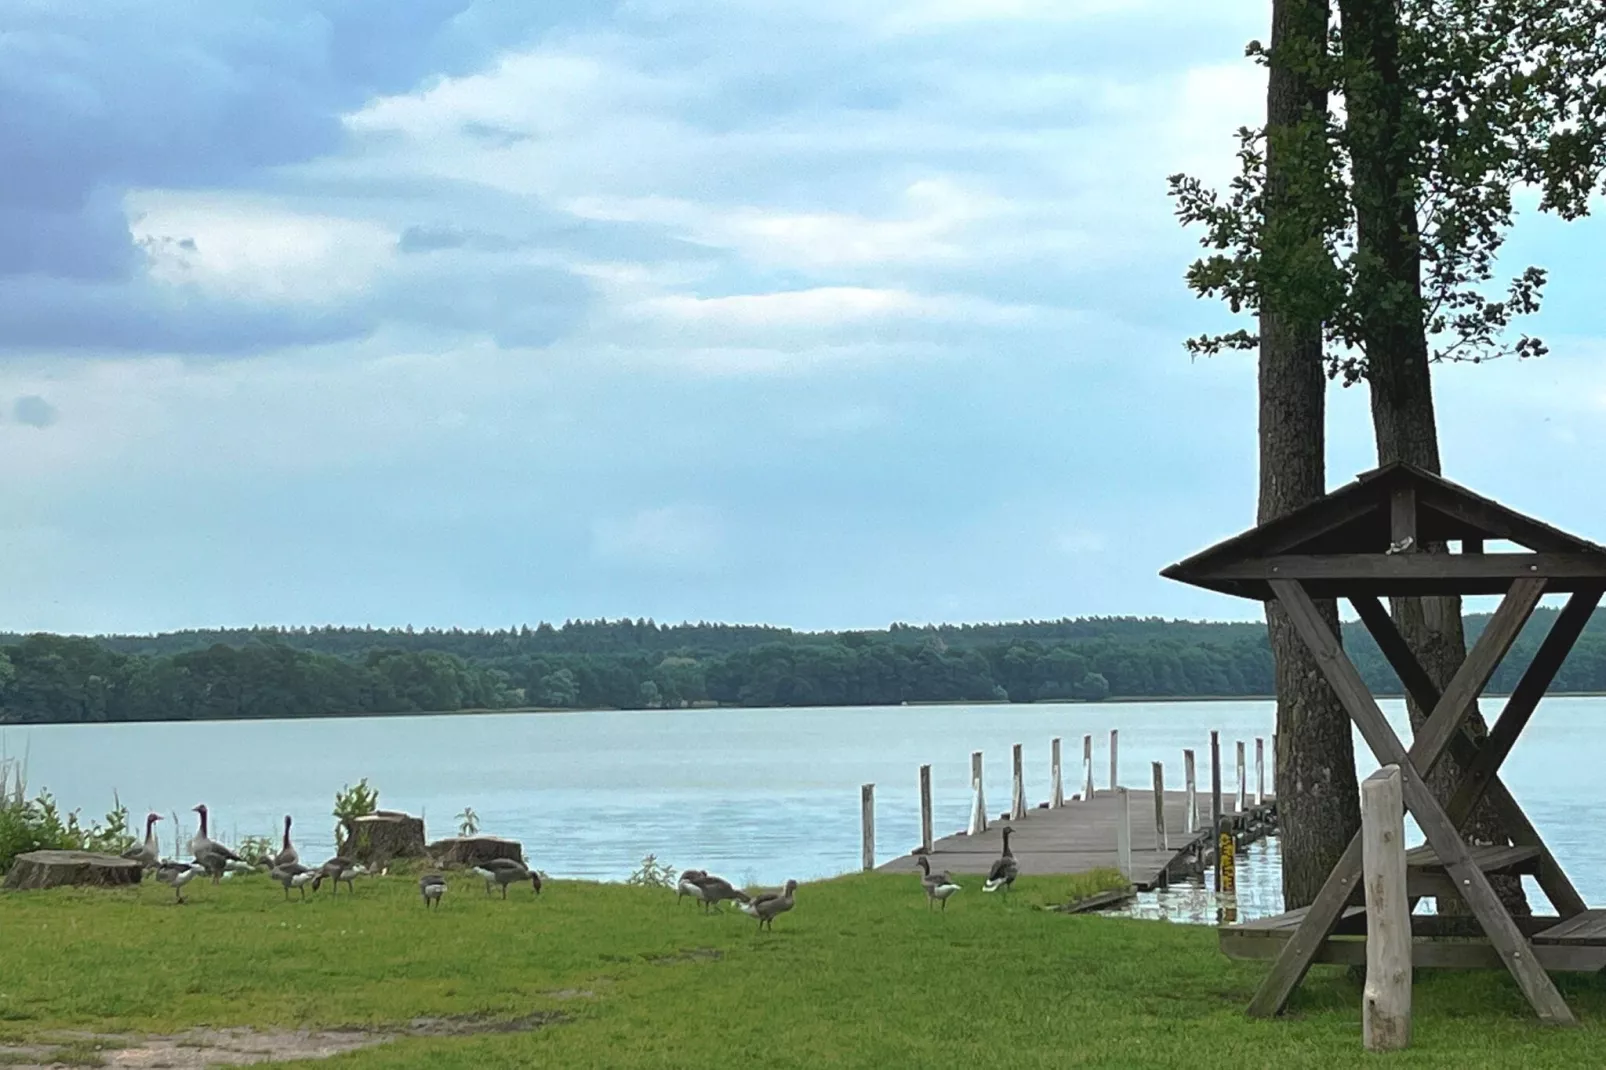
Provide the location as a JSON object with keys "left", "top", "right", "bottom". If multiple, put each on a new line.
{"left": 1390, "top": 483, "right": 1417, "bottom": 550}
{"left": 1405, "top": 843, "right": 1542, "bottom": 873}
{"left": 1535, "top": 910, "right": 1606, "bottom": 944}
{"left": 1272, "top": 579, "right": 1576, "bottom": 1027}
{"left": 1222, "top": 932, "right": 1606, "bottom": 973}
{"left": 1362, "top": 765, "right": 1411, "bottom": 1052}
{"left": 1201, "top": 552, "right": 1606, "bottom": 586}
{"left": 1417, "top": 484, "right": 1588, "bottom": 554}
{"left": 918, "top": 764, "right": 933, "bottom": 853}
{"left": 861, "top": 783, "right": 875, "bottom": 871}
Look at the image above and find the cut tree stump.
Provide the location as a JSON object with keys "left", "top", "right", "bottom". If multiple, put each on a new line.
{"left": 427, "top": 836, "right": 526, "bottom": 868}
{"left": 3, "top": 850, "right": 144, "bottom": 890}
{"left": 340, "top": 810, "right": 427, "bottom": 865}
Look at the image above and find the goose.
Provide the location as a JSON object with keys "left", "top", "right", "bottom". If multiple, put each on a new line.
{"left": 267, "top": 861, "right": 318, "bottom": 900}
{"left": 154, "top": 859, "right": 205, "bottom": 904}
{"left": 686, "top": 872, "right": 748, "bottom": 914}
{"left": 121, "top": 813, "right": 162, "bottom": 868}
{"left": 738, "top": 879, "right": 798, "bottom": 931}
{"left": 270, "top": 815, "right": 299, "bottom": 868}
{"left": 676, "top": 869, "right": 708, "bottom": 905}
{"left": 917, "top": 857, "right": 962, "bottom": 911}
{"left": 187, "top": 805, "right": 242, "bottom": 883}
{"left": 312, "top": 856, "right": 368, "bottom": 895}
{"left": 420, "top": 873, "right": 447, "bottom": 909}
{"left": 982, "top": 826, "right": 1018, "bottom": 894}
{"left": 470, "top": 858, "right": 542, "bottom": 899}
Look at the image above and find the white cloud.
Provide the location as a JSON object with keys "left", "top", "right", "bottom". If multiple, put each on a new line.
{"left": 591, "top": 505, "right": 724, "bottom": 567}
{"left": 635, "top": 286, "right": 1033, "bottom": 328}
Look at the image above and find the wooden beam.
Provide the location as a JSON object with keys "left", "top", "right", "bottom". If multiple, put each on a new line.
{"left": 1417, "top": 484, "right": 1585, "bottom": 554}
{"left": 1390, "top": 484, "right": 1417, "bottom": 550}
{"left": 1199, "top": 552, "right": 1606, "bottom": 585}
{"left": 1463, "top": 537, "right": 1484, "bottom": 554}
{"left": 1362, "top": 765, "right": 1411, "bottom": 1052}
{"left": 1271, "top": 580, "right": 1576, "bottom": 1026}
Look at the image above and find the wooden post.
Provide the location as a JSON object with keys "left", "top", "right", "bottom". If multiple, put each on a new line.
{"left": 1210, "top": 731, "right": 1223, "bottom": 891}
{"left": 1115, "top": 786, "right": 1132, "bottom": 882}
{"left": 1108, "top": 729, "right": 1119, "bottom": 791}
{"left": 1270, "top": 732, "right": 1278, "bottom": 797}
{"left": 1050, "top": 737, "right": 1063, "bottom": 808}
{"left": 1255, "top": 737, "right": 1265, "bottom": 805}
{"left": 968, "top": 751, "right": 987, "bottom": 835}
{"left": 1184, "top": 749, "right": 1198, "bottom": 832}
{"left": 1362, "top": 765, "right": 1411, "bottom": 1052}
{"left": 1151, "top": 762, "right": 1168, "bottom": 850}
{"left": 1010, "top": 743, "right": 1027, "bottom": 820}
{"left": 918, "top": 764, "right": 933, "bottom": 853}
{"left": 1217, "top": 814, "right": 1236, "bottom": 895}
{"left": 1236, "top": 739, "right": 1247, "bottom": 812}
{"left": 861, "top": 783, "right": 875, "bottom": 871}
{"left": 1082, "top": 734, "right": 1094, "bottom": 799}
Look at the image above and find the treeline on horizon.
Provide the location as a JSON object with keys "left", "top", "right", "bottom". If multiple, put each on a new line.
{"left": 3, "top": 610, "right": 1606, "bottom": 725}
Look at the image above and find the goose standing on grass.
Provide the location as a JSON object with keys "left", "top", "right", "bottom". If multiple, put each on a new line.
{"left": 687, "top": 872, "right": 748, "bottom": 914}
{"left": 188, "top": 805, "right": 242, "bottom": 883}
{"left": 271, "top": 816, "right": 299, "bottom": 868}
{"left": 676, "top": 869, "right": 708, "bottom": 905}
{"left": 917, "top": 857, "right": 962, "bottom": 911}
{"left": 154, "top": 859, "right": 205, "bottom": 904}
{"left": 312, "top": 856, "right": 368, "bottom": 895}
{"left": 420, "top": 874, "right": 447, "bottom": 909}
{"left": 122, "top": 813, "right": 162, "bottom": 869}
{"left": 982, "top": 826, "right": 1018, "bottom": 894}
{"left": 267, "top": 861, "right": 318, "bottom": 900}
{"left": 470, "top": 858, "right": 542, "bottom": 898}
{"left": 739, "top": 879, "right": 797, "bottom": 931}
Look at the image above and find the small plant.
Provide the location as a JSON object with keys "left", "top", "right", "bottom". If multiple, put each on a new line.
{"left": 625, "top": 853, "right": 678, "bottom": 889}
{"left": 236, "top": 834, "right": 275, "bottom": 864}
{"left": 333, "top": 778, "right": 379, "bottom": 855}
{"left": 455, "top": 807, "right": 480, "bottom": 837}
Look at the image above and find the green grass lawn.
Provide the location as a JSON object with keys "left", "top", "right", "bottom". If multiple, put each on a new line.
{"left": 4, "top": 869, "right": 1606, "bottom": 1068}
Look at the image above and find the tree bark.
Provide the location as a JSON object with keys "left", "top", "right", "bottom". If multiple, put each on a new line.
{"left": 1338, "top": 0, "right": 1526, "bottom": 914}
{"left": 1261, "top": 0, "right": 1362, "bottom": 910}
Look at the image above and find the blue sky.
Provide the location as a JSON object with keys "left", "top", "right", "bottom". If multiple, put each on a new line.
{"left": 2, "top": 0, "right": 1604, "bottom": 636}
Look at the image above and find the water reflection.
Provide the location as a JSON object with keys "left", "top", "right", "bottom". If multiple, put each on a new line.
{"left": 1103, "top": 836, "right": 1286, "bottom": 925}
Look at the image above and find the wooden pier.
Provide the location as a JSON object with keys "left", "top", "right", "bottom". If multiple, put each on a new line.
{"left": 869, "top": 733, "right": 1277, "bottom": 891}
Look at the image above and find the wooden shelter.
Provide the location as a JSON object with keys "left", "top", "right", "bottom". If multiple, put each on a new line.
{"left": 1162, "top": 462, "right": 1606, "bottom": 1026}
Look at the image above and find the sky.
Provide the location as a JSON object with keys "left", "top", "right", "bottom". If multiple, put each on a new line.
{"left": 2, "top": 0, "right": 1604, "bottom": 637}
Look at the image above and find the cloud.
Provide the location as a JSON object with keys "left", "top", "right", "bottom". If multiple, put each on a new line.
{"left": 11, "top": 395, "right": 59, "bottom": 428}
{"left": 591, "top": 505, "right": 725, "bottom": 569}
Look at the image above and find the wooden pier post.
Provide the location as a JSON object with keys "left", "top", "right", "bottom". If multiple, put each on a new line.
{"left": 1108, "top": 729, "right": 1119, "bottom": 791}
{"left": 1151, "top": 762, "right": 1168, "bottom": 850}
{"left": 861, "top": 783, "right": 875, "bottom": 871}
{"left": 1082, "top": 734, "right": 1094, "bottom": 800}
{"left": 918, "top": 764, "right": 933, "bottom": 853}
{"left": 1362, "top": 765, "right": 1411, "bottom": 1052}
{"left": 1184, "top": 749, "right": 1198, "bottom": 832}
{"left": 1235, "top": 740, "right": 1247, "bottom": 812}
{"left": 1115, "top": 785, "right": 1132, "bottom": 882}
{"left": 1210, "top": 731, "right": 1223, "bottom": 890}
{"left": 1255, "top": 737, "right": 1265, "bottom": 805}
{"left": 1217, "top": 813, "right": 1236, "bottom": 895}
{"left": 968, "top": 751, "right": 988, "bottom": 835}
{"left": 1050, "top": 737, "right": 1064, "bottom": 808}
{"left": 1010, "top": 743, "right": 1027, "bottom": 820}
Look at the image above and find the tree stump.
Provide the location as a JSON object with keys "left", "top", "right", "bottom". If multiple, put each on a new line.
{"left": 3, "top": 850, "right": 144, "bottom": 890}
{"left": 427, "top": 836, "right": 526, "bottom": 868}
{"left": 340, "top": 810, "right": 427, "bottom": 865}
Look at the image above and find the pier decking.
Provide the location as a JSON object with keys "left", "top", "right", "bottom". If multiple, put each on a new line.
{"left": 876, "top": 788, "right": 1276, "bottom": 890}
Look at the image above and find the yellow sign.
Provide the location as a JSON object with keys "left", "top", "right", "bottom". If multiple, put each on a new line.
{"left": 1218, "top": 832, "right": 1237, "bottom": 895}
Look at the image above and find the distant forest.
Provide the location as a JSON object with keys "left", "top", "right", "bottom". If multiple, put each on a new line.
{"left": 4, "top": 611, "right": 1606, "bottom": 725}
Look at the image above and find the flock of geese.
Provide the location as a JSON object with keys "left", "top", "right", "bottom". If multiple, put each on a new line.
{"left": 118, "top": 806, "right": 1023, "bottom": 926}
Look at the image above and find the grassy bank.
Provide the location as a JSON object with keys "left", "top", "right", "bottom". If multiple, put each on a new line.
{"left": 4, "top": 870, "right": 1606, "bottom": 1068}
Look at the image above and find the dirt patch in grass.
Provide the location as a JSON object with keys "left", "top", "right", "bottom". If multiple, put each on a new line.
{"left": 644, "top": 947, "right": 722, "bottom": 965}
{"left": 0, "top": 1013, "right": 565, "bottom": 1069}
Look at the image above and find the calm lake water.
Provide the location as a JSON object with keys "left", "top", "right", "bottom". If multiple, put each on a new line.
{"left": 5, "top": 697, "right": 1603, "bottom": 919}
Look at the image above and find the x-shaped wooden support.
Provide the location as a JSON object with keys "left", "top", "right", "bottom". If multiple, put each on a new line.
{"left": 1250, "top": 576, "right": 1581, "bottom": 1026}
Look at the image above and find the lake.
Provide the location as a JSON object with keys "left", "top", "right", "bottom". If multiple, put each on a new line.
{"left": 6, "top": 696, "right": 1604, "bottom": 917}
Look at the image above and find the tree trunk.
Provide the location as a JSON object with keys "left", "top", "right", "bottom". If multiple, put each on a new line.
{"left": 1338, "top": 0, "right": 1527, "bottom": 915}
{"left": 1261, "top": 0, "right": 1362, "bottom": 910}
{"left": 3, "top": 850, "right": 144, "bottom": 890}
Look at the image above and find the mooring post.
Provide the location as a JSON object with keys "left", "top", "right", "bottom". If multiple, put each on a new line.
{"left": 1235, "top": 739, "right": 1247, "bottom": 813}
{"left": 1216, "top": 812, "right": 1236, "bottom": 896}
{"left": 1151, "top": 761, "right": 1168, "bottom": 850}
{"left": 1115, "top": 785, "right": 1132, "bottom": 883}
{"left": 1362, "top": 765, "right": 1410, "bottom": 1052}
{"left": 968, "top": 750, "right": 988, "bottom": 835}
{"left": 1108, "top": 728, "right": 1119, "bottom": 791}
{"left": 1010, "top": 743, "right": 1026, "bottom": 820}
{"left": 1210, "top": 731, "right": 1222, "bottom": 889}
{"left": 919, "top": 763, "right": 933, "bottom": 853}
{"left": 861, "top": 783, "right": 875, "bottom": 871}
{"left": 1255, "top": 737, "right": 1265, "bottom": 805}
{"left": 1082, "top": 734, "right": 1094, "bottom": 799}
{"left": 1270, "top": 731, "right": 1278, "bottom": 795}
{"left": 1183, "top": 748, "right": 1198, "bottom": 832}
{"left": 1050, "top": 737, "right": 1064, "bottom": 808}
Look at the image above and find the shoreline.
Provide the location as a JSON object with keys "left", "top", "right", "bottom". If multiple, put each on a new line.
{"left": 6, "top": 690, "right": 1606, "bottom": 729}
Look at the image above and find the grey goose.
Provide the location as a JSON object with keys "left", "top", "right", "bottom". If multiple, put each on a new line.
{"left": 270, "top": 815, "right": 300, "bottom": 868}
{"left": 267, "top": 861, "right": 318, "bottom": 900}
{"left": 917, "top": 856, "right": 962, "bottom": 910}
{"left": 982, "top": 826, "right": 1018, "bottom": 894}
{"left": 122, "top": 813, "right": 162, "bottom": 868}
{"left": 187, "top": 804, "right": 242, "bottom": 883}
{"left": 419, "top": 873, "right": 447, "bottom": 909}
{"left": 470, "top": 858, "right": 542, "bottom": 898}
{"left": 739, "top": 879, "right": 797, "bottom": 931}
{"left": 685, "top": 872, "right": 748, "bottom": 914}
